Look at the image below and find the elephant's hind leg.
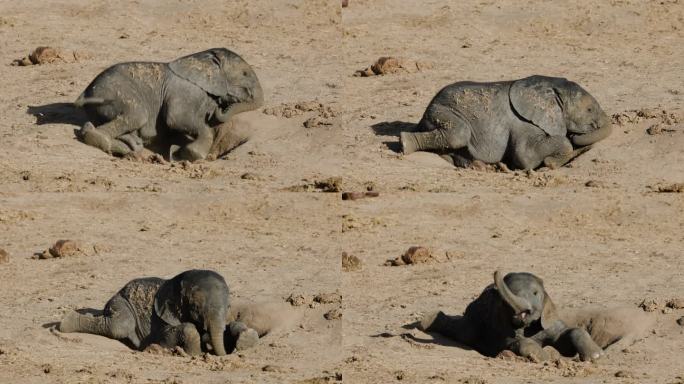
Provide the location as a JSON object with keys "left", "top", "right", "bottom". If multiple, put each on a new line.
{"left": 59, "top": 295, "right": 140, "bottom": 348}
{"left": 80, "top": 106, "right": 148, "bottom": 155}
{"left": 159, "top": 323, "right": 202, "bottom": 355}
{"left": 401, "top": 104, "right": 471, "bottom": 154}
{"left": 419, "top": 311, "right": 478, "bottom": 347}
{"left": 555, "top": 327, "right": 604, "bottom": 361}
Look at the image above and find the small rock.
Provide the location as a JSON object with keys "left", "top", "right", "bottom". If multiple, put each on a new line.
{"left": 314, "top": 292, "right": 342, "bottom": 304}
{"left": 0, "top": 248, "right": 9, "bottom": 264}
{"left": 585, "top": 180, "right": 605, "bottom": 188}
{"left": 667, "top": 298, "right": 684, "bottom": 309}
{"left": 262, "top": 365, "right": 287, "bottom": 372}
{"left": 286, "top": 293, "right": 309, "bottom": 307}
{"left": 639, "top": 298, "right": 662, "bottom": 312}
{"left": 341, "top": 0, "right": 349, "bottom": 7}
{"left": 402, "top": 246, "right": 431, "bottom": 264}
{"left": 49, "top": 240, "right": 88, "bottom": 258}
{"left": 324, "top": 308, "right": 342, "bottom": 320}
{"left": 647, "top": 124, "right": 670, "bottom": 135}
{"left": 354, "top": 56, "right": 433, "bottom": 77}
{"left": 341, "top": 191, "right": 379, "bottom": 201}
{"left": 314, "top": 177, "right": 342, "bottom": 192}
{"left": 303, "top": 116, "right": 332, "bottom": 128}
{"left": 615, "top": 370, "right": 636, "bottom": 378}
{"left": 496, "top": 349, "right": 530, "bottom": 362}
{"left": 29, "top": 47, "right": 62, "bottom": 64}
{"left": 240, "top": 172, "right": 259, "bottom": 180}
{"left": 676, "top": 316, "right": 684, "bottom": 326}
{"left": 655, "top": 183, "right": 684, "bottom": 193}
{"left": 342, "top": 252, "right": 362, "bottom": 272}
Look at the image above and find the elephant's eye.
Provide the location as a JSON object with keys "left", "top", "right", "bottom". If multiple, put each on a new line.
{"left": 587, "top": 107, "right": 593, "bottom": 112}
{"left": 243, "top": 71, "right": 249, "bottom": 77}
{"left": 533, "top": 291, "right": 538, "bottom": 296}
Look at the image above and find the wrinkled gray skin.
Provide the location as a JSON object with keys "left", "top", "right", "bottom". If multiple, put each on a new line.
{"left": 59, "top": 269, "right": 258, "bottom": 356}
{"left": 401, "top": 76, "right": 612, "bottom": 170}
{"left": 420, "top": 271, "right": 604, "bottom": 362}
{"left": 75, "top": 48, "right": 264, "bottom": 161}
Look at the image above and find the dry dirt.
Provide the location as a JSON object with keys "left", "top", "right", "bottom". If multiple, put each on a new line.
{"left": 0, "top": 0, "right": 683, "bottom": 383}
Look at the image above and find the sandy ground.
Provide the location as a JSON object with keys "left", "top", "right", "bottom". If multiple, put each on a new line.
{"left": 0, "top": 0, "right": 683, "bottom": 383}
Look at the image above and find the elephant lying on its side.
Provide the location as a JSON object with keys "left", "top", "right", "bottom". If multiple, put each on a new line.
{"left": 401, "top": 76, "right": 612, "bottom": 170}
{"left": 75, "top": 48, "right": 264, "bottom": 161}
{"left": 58, "top": 270, "right": 258, "bottom": 356}
{"left": 420, "top": 271, "right": 604, "bottom": 362}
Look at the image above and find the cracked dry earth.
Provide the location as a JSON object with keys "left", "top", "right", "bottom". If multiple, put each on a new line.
{"left": 1, "top": 0, "right": 683, "bottom": 383}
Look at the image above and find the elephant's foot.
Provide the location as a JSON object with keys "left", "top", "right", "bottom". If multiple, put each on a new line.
{"left": 543, "top": 145, "right": 593, "bottom": 169}
{"left": 515, "top": 338, "right": 549, "bottom": 363}
{"left": 58, "top": 310, "right": 84, "bottom": 333}
{"left": 400, "top": 132, "right": 419, "bottom": 155}
{"left": 235, "top": 328, "right": 259, "bottom": 351}
{"left": 80, "top": 122, "right": 112, "bottom": 154}
{"left": 570, "top": 328, "right": 604, "bottom": 362}
{"left": 170, "top": 144, "right": 207, "bottom": 162}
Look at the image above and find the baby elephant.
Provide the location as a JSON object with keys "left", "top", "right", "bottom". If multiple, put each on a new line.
{"left": 59, "top": 269, "right": 258, "bottom": 356}
{"left": 75, "top": 48, "right": 264, "bottom": 161}
{"left": 420, "top": 271, "right": 604, "bottom": 362}
{"left": 401, "top": 76, "right": 612, "bottom": 170}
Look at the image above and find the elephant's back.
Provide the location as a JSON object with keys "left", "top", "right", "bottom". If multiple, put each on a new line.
{"left": 115, "top": 277, "right": 165, "bottom": 339}
{"left": 85, "top": 62, "right": 167, "bottom": 96}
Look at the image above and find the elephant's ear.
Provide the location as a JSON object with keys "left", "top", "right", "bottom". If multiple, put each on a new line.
{"left": 510, "top": 76, "right": 567, "bottom": 137}
{"left": 540, "top": 291, "right": 561, "bottom": 329}
{"left": 168, "top": 49, "right": 229, "bottom": 97}
{"left": 153, "top": 279, "right": 182, "bottom": 326}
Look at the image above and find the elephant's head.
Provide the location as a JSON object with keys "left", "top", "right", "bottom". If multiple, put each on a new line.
{"left": 169, "top": 48, "right": 264, "bottom": 123}
{"left": 154, "top": 269, "right": 230, "bottom": 356}
{"left": 494, "top": 270, "right": 559, "bottom": 330}
{"left": 510, "top": 76, "right": 612, "bottom": 147}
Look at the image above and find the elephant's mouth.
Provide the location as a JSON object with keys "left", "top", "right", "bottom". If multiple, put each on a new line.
{"left": 511, "top": 310, "right": 532, "bottom": 327}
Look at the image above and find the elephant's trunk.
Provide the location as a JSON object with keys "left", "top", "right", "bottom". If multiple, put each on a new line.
{"left": 208, "top": 319, "right": 227, "bottom": 356}
{"left": 571, "top": 119, "right": 612, "bottom": 147}
{"left": 400, "top": 130, "right": 451, "bottom": 155}
{"left": 215, "top": 84, "right": 264, "bottom": 123}
{"left": 494, "top": 271, "right": 532, "bottom": 315}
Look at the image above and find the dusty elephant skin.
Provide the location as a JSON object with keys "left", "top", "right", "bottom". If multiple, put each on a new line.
{"left": 58, "top": 269, "right": 258, "bottom": 356}
{"left": 75, "top": 48, "right": 264, "bottom": 161}
{"left": 401, "top": 75, "right": 612, "bottom": 170}
{"left": 420, "top": 271, "right": 604, "bottom": 362}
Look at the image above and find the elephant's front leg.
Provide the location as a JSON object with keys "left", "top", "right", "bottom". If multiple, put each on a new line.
{"left": 508, "top": 337, "right": 549, "bottom": 362}
{"left": 174, "top": 125, "right": 215, "bottom": 162}
{"left": 555, "top": 327, "right": 604, "bottom": 362}
{"left": 511, "top": 129, "right": 577, "bottom": 170}
{"left": 159, "top": 323, "right": 202, "bottom": 355}
{"left": 228, "top": 321, "right": 259, "bottom": 351}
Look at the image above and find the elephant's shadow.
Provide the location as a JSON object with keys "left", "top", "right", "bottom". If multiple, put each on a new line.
{"left": 26, "top": 103, "right": 88, "bottom": 128}
{"left": 369, "top": 318, "right": 474, "bottom": 351}
{"left": 370, "top": 120, "right": 416, "bottom": 153}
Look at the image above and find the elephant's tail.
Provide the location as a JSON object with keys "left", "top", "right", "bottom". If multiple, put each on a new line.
{"left": 74, "top": 94, "right": 108, "bottom": 108}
